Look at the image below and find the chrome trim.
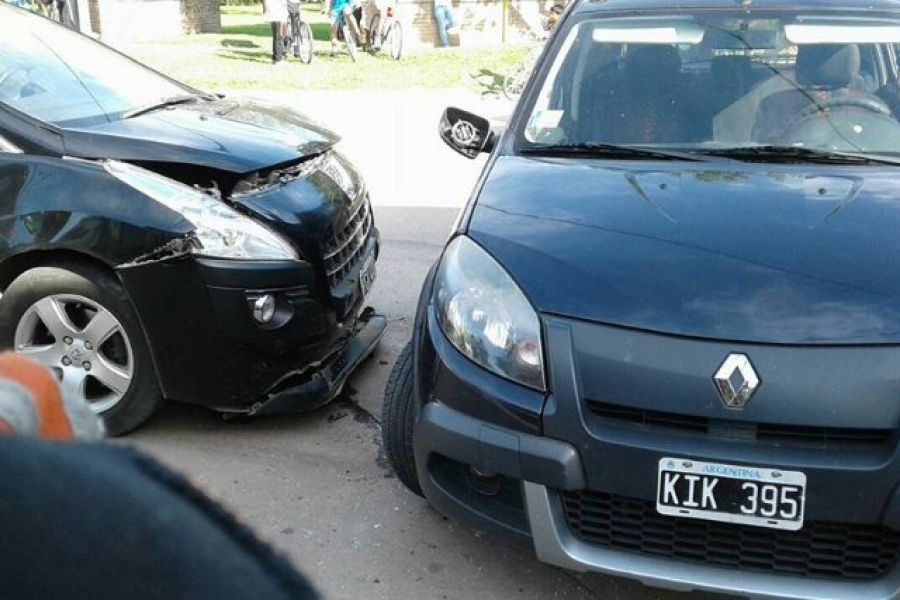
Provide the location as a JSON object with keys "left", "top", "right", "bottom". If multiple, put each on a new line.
{"left": 524, "top": 482, "right": 900, "bottom": 600}
{"left": 713, "top": 353, "right": 760, "bottom": 409}
{"left": 325, "top": 211, "right": 372, "bottom": 277}
{"left": 324, "top": 199, "right": 369, "bottom": 260}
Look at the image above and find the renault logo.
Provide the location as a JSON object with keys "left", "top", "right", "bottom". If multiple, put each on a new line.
{"left": 713, "top": 353, "right": 760, "bottom": 410}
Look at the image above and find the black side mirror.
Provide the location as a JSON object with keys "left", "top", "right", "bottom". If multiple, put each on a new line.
{"left": 439, "top": 107, "right": 497, "bottom": 159}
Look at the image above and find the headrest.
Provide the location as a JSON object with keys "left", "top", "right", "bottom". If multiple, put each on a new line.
{"left": 627, "top": 44, "right": 681, "bottom": 75}
{"left": 796, "top": 44, "right": 860, "bottom": 90}
{"left": 711, "top": 55, "right": 752, "bottom": 79}
{"left": 626, "top": 45, "right": 682, "bottom": 90}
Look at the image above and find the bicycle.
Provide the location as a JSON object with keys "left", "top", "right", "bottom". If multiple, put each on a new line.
{"left": 364, "top": 0, "right": 403, "bottom": 60}
{"left": 283, "top": 1, "right": 314, "bottom": 64}
{"left": 40, "top": 0, "right": 74, "bottom": 27}
{"left": 502, "top": 44, "right": 542, "bottom": 100}
{"left": 336, "top": 3, "right": 363, "bottom": 62}
{"left": 501, "top": 3, "right": 563, "bottom": 100}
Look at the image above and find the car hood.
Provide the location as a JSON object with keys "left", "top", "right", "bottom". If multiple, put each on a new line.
{"left": 468, "top": 155, "right": 900, "bottom": 344}
{"left": 60, "top": 97, "right": 339, "bottom": 173}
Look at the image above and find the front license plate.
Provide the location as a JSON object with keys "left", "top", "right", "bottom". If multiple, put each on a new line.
{"left": 656, "top": 458, "right": 806, "bottom": 531}
{"left": 359, "top": 253, "right": 376, "bottom": 296}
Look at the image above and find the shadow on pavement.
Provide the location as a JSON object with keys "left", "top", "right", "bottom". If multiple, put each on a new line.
{"left": 221, "top": 38, "right": 259, "bottom": 48}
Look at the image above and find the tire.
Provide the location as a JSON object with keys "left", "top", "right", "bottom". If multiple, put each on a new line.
{"left": 380, "top": 342, "right": 422, "bottom": 496}
{"left": 387, "top": 21, "right": 402, "bottom": 60}
{"left": 298, "top": 22, "right": 314, "bottom": 64}
{"left": 0, "top": 263, "right": 163, "bottom": 436}
{"left": 343, "top": 23, "right": 359, "bottom": 62}
{"left": 502, "top": 64, "right": 528, "bottom": 101}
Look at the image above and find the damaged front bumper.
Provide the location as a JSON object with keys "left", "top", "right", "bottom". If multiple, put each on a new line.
{"left": 248, "top": 307, "right": 386, "bottom": 415}
{"left": 115, "top": 236, "right": 384, "bottom": 414}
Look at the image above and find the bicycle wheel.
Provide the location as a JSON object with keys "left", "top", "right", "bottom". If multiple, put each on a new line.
{"left": 502, "top": 65, "right": 528, "bottom": 100}
{"left": 342, "top": 23, "right": 359, "bottom": 62}
{"left": 282, "top": 21, "right": 295, "bottom": 57}
{"left": 297, "top": 21, "right": 314, "bottom": 64}
{"left": 387, "top": 21, "right": 402, "bottom": 60}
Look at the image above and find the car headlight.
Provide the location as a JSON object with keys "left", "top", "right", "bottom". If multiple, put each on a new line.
{"left": 105, "top": 161, "right": 298, "bottom": 261}
{"left": 433, "top": 236, "right": 545, "bottom": 390}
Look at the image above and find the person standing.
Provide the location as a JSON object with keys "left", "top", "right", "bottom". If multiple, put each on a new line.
{"left": 265, "top": 0, "right": 289, "bottom": 64}
{"left": 328, "top": 0, "right": 353, "bottom": 56}
{"left": 433, "top": 0, "right": 457, "bottom": 47}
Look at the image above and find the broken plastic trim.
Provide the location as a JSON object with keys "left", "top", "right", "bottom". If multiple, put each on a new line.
{"left": 232, "top": 152, "right": 329, "bottom": 198}
{"left": 117, "top": 233, "right": 200, "bottom": 268}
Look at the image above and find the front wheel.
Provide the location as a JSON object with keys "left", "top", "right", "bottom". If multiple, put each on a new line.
{"left": 0, "top": 263, "right": 163, "bottom": 436}
{"left": 380, "top": 342, "right": 422, "bottom": 496}
{"left": 297, "top": 21, "right": 314, "bottom": 63}
{"left": 386, "top": 20, "right": 402, "bottom": 60}
{"left": 343, "top": 23, "right": 359, "bottom": 62}
{"left": 502, "top": 62, "right": 529, "bottom": 101}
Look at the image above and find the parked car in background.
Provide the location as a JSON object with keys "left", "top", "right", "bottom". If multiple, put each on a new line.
{"left": 0, "top": 5, "right": 384, "bottom": 435}
{"left": 383, "top": 0, "right": 900, "bottom": 597}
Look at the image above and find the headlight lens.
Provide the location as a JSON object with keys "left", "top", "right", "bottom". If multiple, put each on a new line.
{"left": 433, "top": 236, "right": 545, "bottom": 390}
{"left": 106, "top": 161, "right": 298, "bottom": 260}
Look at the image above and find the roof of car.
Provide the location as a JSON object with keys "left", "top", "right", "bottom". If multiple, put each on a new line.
{"left": 572, "top": 0, "right": 900, "bottom": 15}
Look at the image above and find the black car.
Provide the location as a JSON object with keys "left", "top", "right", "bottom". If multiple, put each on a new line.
{"left": 0, "top": 7, "right": 383, "bottom": 435}
{"left": 383, "top": 1, "right": 900, "bottom": 597}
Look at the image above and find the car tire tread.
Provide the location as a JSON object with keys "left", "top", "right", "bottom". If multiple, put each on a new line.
{"left": 381, "top": 341, "right": 423, "bottom": 497}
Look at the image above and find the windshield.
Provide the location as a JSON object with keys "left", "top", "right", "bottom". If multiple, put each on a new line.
{"left": 522, "top": 11, "right": 900, "bottom": 159}
{"left": 0, "top": 9, "right": 190, "bottom": 125}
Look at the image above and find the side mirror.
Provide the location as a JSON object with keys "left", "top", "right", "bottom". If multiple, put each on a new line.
{"left": 439, "top": 107, "right": 497, "bottom": 159}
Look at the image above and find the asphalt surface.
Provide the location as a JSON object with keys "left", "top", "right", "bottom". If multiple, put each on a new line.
{"left": 128, "top": 90, "right": 729, "bottom": 600}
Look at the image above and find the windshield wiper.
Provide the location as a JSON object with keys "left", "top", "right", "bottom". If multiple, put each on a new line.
{"left": 121, "top": 93, "right": 215, "bottom": 119}
{"left": 520, "top": 142, "right": 709, "bottom": 162}
{"left": 696, "top": 145, "right": 900, "bottom": 166}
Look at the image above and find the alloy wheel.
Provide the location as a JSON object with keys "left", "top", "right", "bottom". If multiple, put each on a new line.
{"left": 14, "top": 294, "right": 134, "bottom": 414}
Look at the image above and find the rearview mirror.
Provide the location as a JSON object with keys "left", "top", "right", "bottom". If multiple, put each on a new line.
{"left": 439, "top": 107, "right": 497, "bottom": 159}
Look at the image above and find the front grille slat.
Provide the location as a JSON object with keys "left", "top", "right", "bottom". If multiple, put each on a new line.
{"left": 323, "top": 197, "right": 373, "bottom": 290}
{"left": 588, "top": 400, "right": 892, "bottom": 449}
{"left": 561, "top": 490, "right": 900, "bottom": 581}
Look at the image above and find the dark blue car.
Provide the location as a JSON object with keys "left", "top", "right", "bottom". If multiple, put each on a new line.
{"left": 382, "top": 0, "right": 900, "bottom": 597}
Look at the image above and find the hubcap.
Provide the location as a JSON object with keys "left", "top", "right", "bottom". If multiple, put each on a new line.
{"left": 14, "top": 294, "right": 134, "bottom": 414}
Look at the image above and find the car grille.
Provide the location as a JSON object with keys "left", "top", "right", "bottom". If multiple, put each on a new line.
{"left": 560, "top": 490, "right": 900, "bottom": 581}
{"left": 587, "top": 400, "right": 893, "bottom": 450}
{"left": 323, "top": 197, "right": 373, "bottom": 290}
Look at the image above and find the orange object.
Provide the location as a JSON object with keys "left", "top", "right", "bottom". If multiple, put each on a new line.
{"left": 0, "top": 353, "right": 74, "bottom": 439}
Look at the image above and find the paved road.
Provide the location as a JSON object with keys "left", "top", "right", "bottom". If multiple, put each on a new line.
{"left": 129, "top": 90, "right": 728, "bottom": 600}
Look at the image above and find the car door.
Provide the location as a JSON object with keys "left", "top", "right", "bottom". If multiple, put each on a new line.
{"left": 0, "top": 134, "right": 31, "bottom": 265}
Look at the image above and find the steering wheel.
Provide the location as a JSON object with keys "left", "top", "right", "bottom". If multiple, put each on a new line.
{"left": 0, "top": 65, "right": 31, "bottom": 91}
{"left": 797, "top": 95, "right": 892, "bottom": 120}
{"left": 781, "top": 94, "right": 900, "bottom": 150}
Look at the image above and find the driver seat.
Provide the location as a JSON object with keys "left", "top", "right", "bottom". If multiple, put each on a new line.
{"left": 752, "top": 44, "right": 886, "bottom": 142}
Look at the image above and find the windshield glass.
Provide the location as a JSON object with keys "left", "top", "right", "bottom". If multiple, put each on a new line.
{"left": 523, "top": 11, "right": 900, "bottom": 158}
{"left": 0, "top": 9, "right": 189, "bottom": 125}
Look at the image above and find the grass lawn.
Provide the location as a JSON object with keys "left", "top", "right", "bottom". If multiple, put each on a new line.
{"left": 122, "top": 5, "right": 531, "bottom": 93}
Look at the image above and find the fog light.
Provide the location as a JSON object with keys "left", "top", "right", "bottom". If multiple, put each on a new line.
{"left": 252, "top": 294, "right": 276, "bottom": 324}
{"left": 465, "top": 466, "right": 502, "bottom": 496}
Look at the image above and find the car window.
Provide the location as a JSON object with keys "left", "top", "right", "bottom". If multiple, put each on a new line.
{"left": 522, "top": 12, "right": 900, "bottom": 157}
{"left": 0, "top": 134, "right": 21, "bottom": 153}
{"left": 0, "top": 12, "right": 188, "bottom": 125}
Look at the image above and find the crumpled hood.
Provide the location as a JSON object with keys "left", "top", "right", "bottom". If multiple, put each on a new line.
{"left": 468, "top": 155, "right": 900, "bottom": 344}
{"left": 61, "top": 97, "right": 339, "bottom": 173}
